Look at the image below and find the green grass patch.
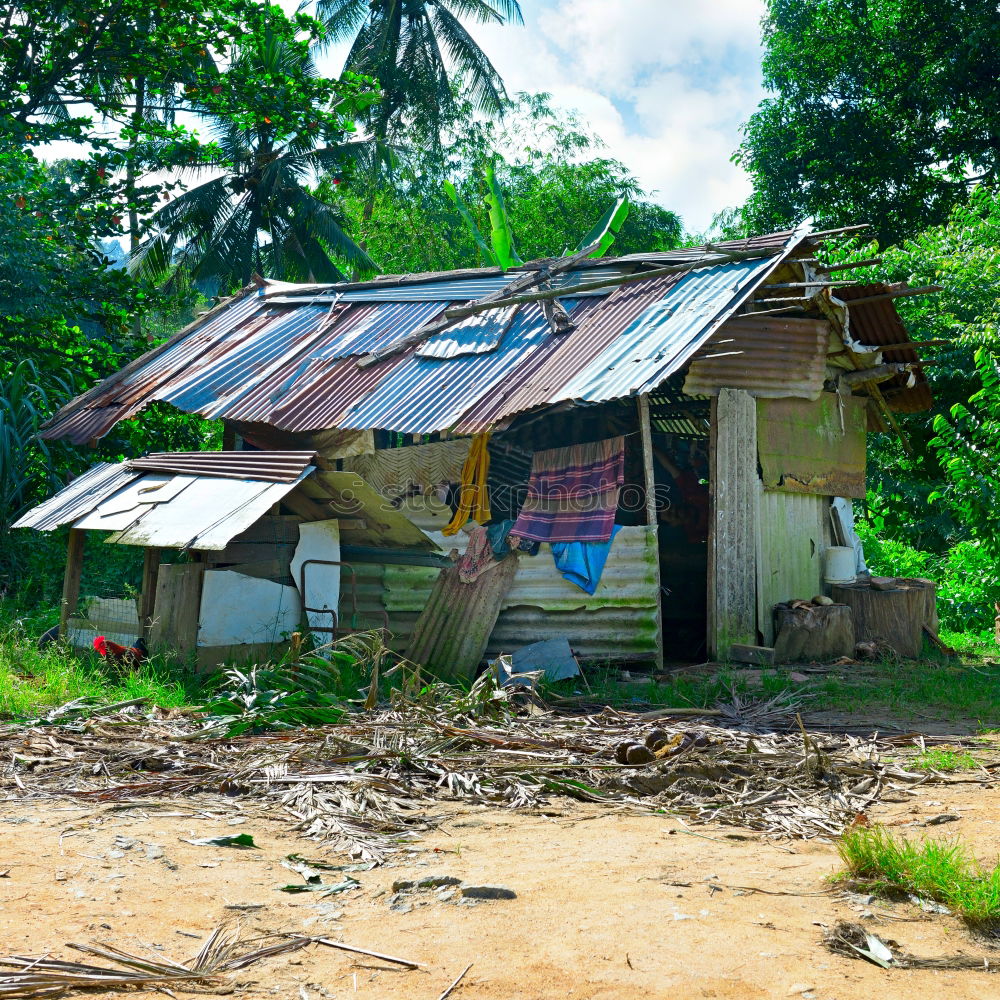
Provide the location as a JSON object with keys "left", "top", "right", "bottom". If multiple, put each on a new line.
{"left": 912, "top": 747, "right": 981, "bottom": 771}
{"left": 0, "top": 600, "right": 213, "bottom": 720}
{"left": 837, "top": 824, "right": 1000, "bottom": 926}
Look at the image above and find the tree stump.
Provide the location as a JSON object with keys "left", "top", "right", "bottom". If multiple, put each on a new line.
{"left": 830, "top": 577, "right": 937, "bottom": 659}
{"left": 773, "top": 604, "right": 855, "bottom": 663}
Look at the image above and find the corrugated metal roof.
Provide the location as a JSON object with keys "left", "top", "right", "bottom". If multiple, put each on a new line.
{"left": 129, "top": 450, "right": 317, "bottom": 482}
{"left": 553, "top": 255, "right": 777, "bottom": 404}
{"left": 452, "top": 286, "right": 666, "bottom": 432}
{"left": 267, "top": 266, "right": 636, "bottom": 303}
{"left": 683, "top": 315, "right": 831, "bottom": 400}
{"left": 101, "top": 469, "right": 313, "bottom": 549}
{"left": 338, "top": 302, "right": 573, "bottom": 433}
{"left": 45, "top": 230, "right": 907, "bottom": 442}
{"left": 834, "top": 284, "right": 934, "bottom": 413}
{"left": 18, "top": 458, "right": 314, "bottom": 549}
{"left": 12, "top": 462, "right": 139, "bottom": 531}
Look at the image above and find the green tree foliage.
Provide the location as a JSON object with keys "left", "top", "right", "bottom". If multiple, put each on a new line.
{"left": 321, "top": 95, "right": 683, "bottom": 274}
{"left": 737, "top": 0, "right": 1000, "bottom": 244}
{"left": 837, "top": 188, "right": 1000, "bottom": 552}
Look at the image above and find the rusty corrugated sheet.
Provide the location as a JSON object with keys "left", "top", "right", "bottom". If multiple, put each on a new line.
{"left": 683, "top": 315, "right": 831, "bottom": 399}
{"left": 129, "top": 450, "right": 317, "bottom": 483}
{"left": 454, "top": 282, "right": 673, "bottom": 431}
{"left": 757, "top": 394, "right": 867, "bottom": 499}
{"left": 40, "top": 233, "right": 811, "bottom": 443}
{"left": 554, "top": 256, "right": 779, "bottom": 404}
{"left": 12, "top": 462, "right": 138, "bottom": 531}
{"left": 406, "top": 556, "right": 520, "bottom": 679}
{"left": 835, "top": 285, "right": 933, "bottom": 413}
{"left": 337, "top": 303, "right": 571, "bottom": 433}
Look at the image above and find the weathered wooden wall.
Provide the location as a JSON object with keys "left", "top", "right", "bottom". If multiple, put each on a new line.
{"left": 757, "top": 394, "right": 867, "bottom": 499}
{"left": 708, "top": 388, "right": 758, "bottom": 658}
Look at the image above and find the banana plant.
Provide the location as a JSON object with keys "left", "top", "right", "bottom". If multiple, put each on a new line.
{"left": 444, "top": 163, "right": 630, "bottom": 271}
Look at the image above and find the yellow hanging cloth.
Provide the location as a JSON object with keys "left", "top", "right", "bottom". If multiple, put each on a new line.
{"left": 442, "top": 433, "right": 491, "bottom": 536}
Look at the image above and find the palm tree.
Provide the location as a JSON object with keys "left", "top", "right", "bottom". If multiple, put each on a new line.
{"left": 133, "top": 30, "right": 375, "bottom": 292}
{"left": 317, "top": 0, "right": 523, "bottom": 144}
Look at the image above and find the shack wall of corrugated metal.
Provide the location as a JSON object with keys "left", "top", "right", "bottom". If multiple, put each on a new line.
{"left": 683, "top": 316, "right": 831, "bottom": 399}
{"left": 346, "top": 525, "right": 659, "bottom": 662}
{"left": 755, "top": 487, "right": 831, "bottom": 645}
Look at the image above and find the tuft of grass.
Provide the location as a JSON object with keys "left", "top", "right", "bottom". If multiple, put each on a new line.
{"left": 912, "top": 747, "right": 981, "bottom": 771}
{"left": 838, "top": 824, "right": 1000, "bottom": 926}
{"left": 0, "top": 601, "right": 212, "bottom": 719}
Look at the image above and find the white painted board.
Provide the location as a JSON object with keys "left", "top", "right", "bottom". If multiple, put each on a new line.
{"left": 197, "top": 570, "right": 302, "bottom": 648}
{"left": 290, "top": 520, "right": 341, "bottom": 637}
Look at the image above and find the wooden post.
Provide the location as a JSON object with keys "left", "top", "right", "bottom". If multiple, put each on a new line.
{"left": 59, "top": 529, "right": 86, "bottom": 638}
{"left": 637, "top": 394, "right": 664, "bottom": 671}
{"left": 708, "top": 388, "right": 758, "bottom": 659}
{"left": 139, "top": 547, "right": 161, "bottom": 640}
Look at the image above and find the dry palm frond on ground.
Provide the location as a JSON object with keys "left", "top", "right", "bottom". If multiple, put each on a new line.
{"left": 0, "top": 922, "right": 315, "bottom": 998}
{"left": 0, "top": 681, "right": 957, "bottom": 859}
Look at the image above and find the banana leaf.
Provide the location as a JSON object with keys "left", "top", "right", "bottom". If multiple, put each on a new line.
{"left": 484, "top": 162, "right": 523, "bottom": 271}
{"left": 444, "top": 179, "right": 496, "bottom": 267}
{"left": 574, "top": 195, "right": 631, "bottom": 258}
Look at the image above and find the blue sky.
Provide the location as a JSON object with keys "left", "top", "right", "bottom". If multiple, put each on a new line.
{"left": 464, "top": 0, "right": 769, "bottom": 233}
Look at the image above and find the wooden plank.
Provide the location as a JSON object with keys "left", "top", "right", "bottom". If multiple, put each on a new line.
{"left": 757, "top": 395, "right": 867, "bottom": 498}
{"left": 308, "top": 471, "right": 437, "bottom": 551}
{"left": 282, "top": 488, "right": 332, "bottom": 521}
{"left": 149, "top": 563, "right": 204, "bottom": 658}
{"left": 201, "top": 542, "right": 296, "bottom": 565}
{"left": 709, "top": 388, "right": 758, "bottom": 658}
{"left": 637, "top": 394, "right": 664, "bottom": 671}
{"left": 730, "top": 643, "right": 775, "bottom": 666}
{"left": 139, "top": 547, "right": 161, "bottom": 639}
{"left": 407, "top": 556, "right": 520, "bottom": 681}
{"left": 229, "top": 515, "right": 302, "bottom": 544}
{"left": 59, "top": 529, "right": 86, "bottom": 638}
{"left": 218, "top": 558, "right": 287, "bottom": 582}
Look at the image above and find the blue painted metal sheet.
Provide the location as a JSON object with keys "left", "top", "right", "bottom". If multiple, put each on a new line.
{"left": 416, "top": 304, "right": 520, "bottom": 359}
{"left": 321, "top": 301, "right": 446, "bottom": 357}
{"left": 339, "top": 303, "right": 578, "bottom": 433}
{"left": 554, "top": 257, "right": 776, "bottom": 404}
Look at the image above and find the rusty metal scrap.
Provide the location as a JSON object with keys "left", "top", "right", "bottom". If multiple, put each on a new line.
{"left": 757, "top": 395, "right": 868, "bottom": 499}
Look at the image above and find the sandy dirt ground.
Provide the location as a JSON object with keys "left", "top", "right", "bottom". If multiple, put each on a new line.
{"left": 2, "top": 769, "right": 999, "bottom": 999}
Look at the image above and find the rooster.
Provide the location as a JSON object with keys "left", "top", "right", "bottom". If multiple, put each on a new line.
{"left": 93, "top": 635, "right": 147, "bottom": 667}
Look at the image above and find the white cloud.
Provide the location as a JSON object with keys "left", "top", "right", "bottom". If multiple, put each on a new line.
{"left": 470, "top": 0, "right": 768, "bottom": 232}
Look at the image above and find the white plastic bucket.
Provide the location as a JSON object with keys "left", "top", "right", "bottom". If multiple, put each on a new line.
{"left": 824, "top": 545, "right": 856, "bottom": 585}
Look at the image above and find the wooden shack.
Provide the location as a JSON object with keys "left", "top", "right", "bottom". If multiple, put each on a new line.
{"left": 25, "top": 227, "right": 936, "bottom": 671}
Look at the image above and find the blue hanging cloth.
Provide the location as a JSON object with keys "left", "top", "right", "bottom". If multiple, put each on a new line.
{"left": 550, "top": 525, "right": 622, "bottom": 595}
